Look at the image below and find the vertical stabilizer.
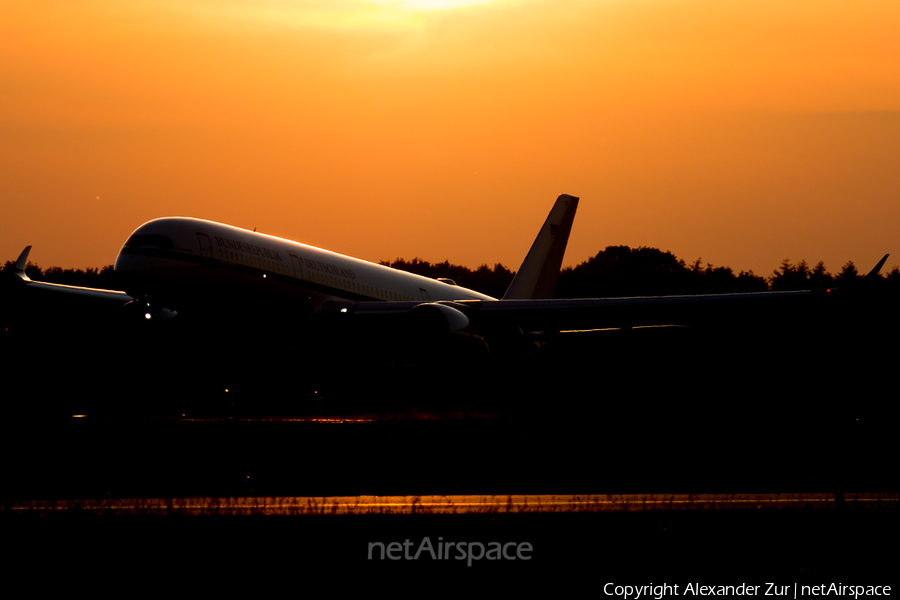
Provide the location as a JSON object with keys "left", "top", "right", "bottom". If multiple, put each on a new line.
{"left": 502, "top": 194, "right": 578, "bottom": 300}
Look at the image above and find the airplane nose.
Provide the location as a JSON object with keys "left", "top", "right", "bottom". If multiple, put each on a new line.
{"left": 114, "top": 253, "right": 148, "bottom": 274}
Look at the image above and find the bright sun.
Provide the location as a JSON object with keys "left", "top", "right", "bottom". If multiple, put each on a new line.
{"left": 369, "top": 0, "right": 504, "bottom": 10}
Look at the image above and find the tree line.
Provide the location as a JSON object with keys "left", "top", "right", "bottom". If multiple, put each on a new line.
{"left": 380, "top": 247, "right": 900, "bottom": 296}
{"left": 4, "top": 246, "right": 899, "bottom": 298}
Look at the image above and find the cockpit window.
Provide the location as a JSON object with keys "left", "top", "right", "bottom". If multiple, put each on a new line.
{"left": 124, "top": 234, "right": 175, "bottom": 251}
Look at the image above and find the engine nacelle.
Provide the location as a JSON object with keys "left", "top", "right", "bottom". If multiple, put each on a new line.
{"left": 407, "top": 302, "right": 471, "bottom": 334}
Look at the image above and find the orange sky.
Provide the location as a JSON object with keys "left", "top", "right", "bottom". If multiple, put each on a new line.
{"left": 2, "top": 0, "right": 899, "bottom": 277}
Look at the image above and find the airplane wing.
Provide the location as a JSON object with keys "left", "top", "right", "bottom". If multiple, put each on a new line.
{"left": 323, "top": 288, "right": 822, "bottom": 342}
{"left": 462, "top": 290, "right": 819, "bottom": 331}
{"left": 9, "top": 246, "right": 132, "bottom": 304}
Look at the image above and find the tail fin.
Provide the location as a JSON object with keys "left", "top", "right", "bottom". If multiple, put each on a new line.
{"left": 502, "top": 194, "right": 578, "bottom": 300}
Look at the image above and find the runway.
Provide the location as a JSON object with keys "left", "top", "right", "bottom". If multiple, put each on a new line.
{"left": 5, "top": 492, "right": 896, "bottom": 516}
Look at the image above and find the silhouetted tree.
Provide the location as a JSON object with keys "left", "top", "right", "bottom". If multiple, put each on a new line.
{"left": 834, "top": 261, "right": 860, "bottom": 287}
{"left": 883, "top": 266, "right": 900, "bottom": 292}
{"left": 735, "top": 270, "right": 769, "bottom": 292}
{"left": 686, "top": 261, "right": 768, "bottom": 294}
{"left": 555, "top": 246, "right": 765, "bottom": 298}
{"left": 770, "top": 259, "right": 814, "bottom": 291}
{"left": 556, "top": 246, "right": 690, "bottom": 298}
{"left": 381, "top": 258, "right": 514, "bottom": 298}
{"left": 466, "top": 263, "right": 516, "bottom": 299}
{"left": 808, "top": 261, "right": 834, "bottom": 291}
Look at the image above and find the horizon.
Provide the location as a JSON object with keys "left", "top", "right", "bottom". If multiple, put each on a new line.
{"left": 2, "top": 1, "right": 898, "bottom": 275}
{"left": 9, "top": 243, "right": 890, "bottom": 286}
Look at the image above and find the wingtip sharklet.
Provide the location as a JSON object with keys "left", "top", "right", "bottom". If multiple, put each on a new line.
{"left": 864, "top": 253, "right": 889, "bottom": 280}
{"left": 14, "top": 246, "right": 33, "bottom": 280}
{"left": 502, "top": 194, "right": 579, "bottom": 300}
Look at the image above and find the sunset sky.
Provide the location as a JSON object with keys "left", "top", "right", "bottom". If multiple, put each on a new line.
{"left": 2, "top": 0, "right": 898, "bottom": 278}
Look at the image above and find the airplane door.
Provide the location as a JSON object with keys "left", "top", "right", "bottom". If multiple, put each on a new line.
{"left": 419, "top": 288, "right": 431, "bottom": 301}
{"left": 196, "top": 233, "right": 214, "bottom": 267}
{"left": 289, "top": 254, "right": 304, "bottom": 284}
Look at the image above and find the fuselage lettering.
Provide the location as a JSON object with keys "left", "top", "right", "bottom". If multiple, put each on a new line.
{"left": 214, "top": 235, "right": 283, "bottom": 262}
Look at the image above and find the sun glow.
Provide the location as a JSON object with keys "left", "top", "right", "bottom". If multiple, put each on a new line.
{"left": 3, "top": 0, "right": 899, "bottom": 276}
{"left": 369, "top": 0, "right": 508, "bottom": 10}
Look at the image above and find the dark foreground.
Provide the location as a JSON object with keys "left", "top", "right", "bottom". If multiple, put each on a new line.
{"left": 3, "top": 416, "right": 898, "bottom": 588}
{"left": 3, "top": 313, "right": 898, "bottom": 588}
{"left": 3, "top": 412, "right": 896, "bottom": 499}
{"left": 5, "top": 507, "right": 898, "bottom": 589}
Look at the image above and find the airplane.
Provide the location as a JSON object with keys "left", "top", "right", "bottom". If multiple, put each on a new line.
{"left": 9, "top": 195, "right": 574, "bottom": 338}
{"left": 7, "top": 193, "right": 889, "bottom": 356}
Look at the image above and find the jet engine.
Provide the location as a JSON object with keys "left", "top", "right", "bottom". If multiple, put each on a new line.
{"left": 407, "top": 302, "right": 471, "bottom": 334}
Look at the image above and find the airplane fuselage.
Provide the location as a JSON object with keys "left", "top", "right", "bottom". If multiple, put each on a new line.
{"left": 114, "top": 217, "right": 495, "bottom": 314}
